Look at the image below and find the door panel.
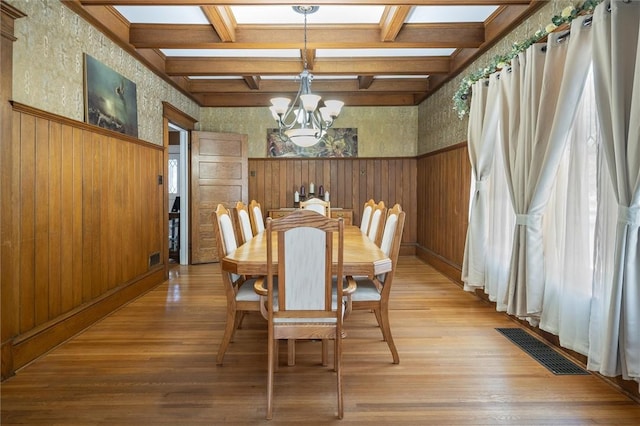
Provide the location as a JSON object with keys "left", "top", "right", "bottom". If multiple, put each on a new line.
{"left": 191, "top": 132, "right": 248, "bottom": 264}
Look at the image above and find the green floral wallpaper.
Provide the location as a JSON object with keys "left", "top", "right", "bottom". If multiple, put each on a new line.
{"left": 9, "top": 0, "right": 200, "bottom": 146}
{"left": 199, "top": 105, "right": 418, "bottom": 158}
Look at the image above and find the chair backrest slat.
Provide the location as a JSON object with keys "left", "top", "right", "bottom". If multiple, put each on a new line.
{"left": 249, "top": 199, "right": 265, "bottom": 234}
{"left": 360, "top": 199, "right": 375, "bottom": 233}
{"left": 213, "top": 204, "right": 241, "bottom": 283}
{"left": 234, "top": 201, "right": 254, "bottom": 245}
{"left": 377, "top": 204, "right": 405, "bottom": 286}
{"left": 299, "top": 197, "right": 330, "bottom": 217}
{"left": 266, "top": 209, "right": 343, "bottom": 319}
{"left": 367, "top": 201, "right": 387, "bottom": 246}
{"left": 283, "top": 227, "right": 327, "bottom": 310}
{"left": 380, "top": 214, "right": 397, "bottom": 256}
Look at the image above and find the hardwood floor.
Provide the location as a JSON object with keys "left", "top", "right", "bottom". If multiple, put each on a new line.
{"left": 2, "top": 257, "right": 639, "bottom": 425}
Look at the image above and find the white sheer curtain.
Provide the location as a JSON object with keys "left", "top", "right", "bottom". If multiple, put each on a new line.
{"left": 462, "top": 74, "right": 500, "bottom": 291}
{"left": 588, "top": 0, "right": 640, "bottom": 382}
{"left": 539, "top": 15, "right": 597, "bottom": 356}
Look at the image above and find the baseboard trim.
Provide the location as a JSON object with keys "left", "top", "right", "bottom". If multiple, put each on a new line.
{"left": 2, "top": 267, "right": 166, "bottom": 380}
{"left": 399, "top": 242, "right": 416, "bottom": 256}
{"left": 415, "top": 246, "right": 463, "bottom": 285}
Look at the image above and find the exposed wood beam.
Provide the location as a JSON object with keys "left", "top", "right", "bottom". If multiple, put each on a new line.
{"left": 393, "top": 23, "right": 484, "bottom": 47}
{"left": 200, "top": 5, "right": 236, "bottom": 42}
{"left": 189, "top": 77, "right": 429, "bottom": 93}
{"left": 196, "top": 91, "right": 419, "bottom": 107}
{"left": 303, "top": 48, "right": 316, "bottom": 71}
{"left": 81, "top": 1, "right": 532, "bottom": 5}
{"left": 379, "top": 5, "right": 413, "bottom": 42}
{"left": 358, "top": 75, "right": 374, "bottom": 89}
{"left": 485, "top": 3, "right": 531, "bottom": 40}
{"left": 129, "top": 23, "right": 485, "bottom": 49}
{"left": 243, "top": 75, "right": 261, "bottom": 90}
{"left": 165, "top": 56, "right": 450, "bottom": 76}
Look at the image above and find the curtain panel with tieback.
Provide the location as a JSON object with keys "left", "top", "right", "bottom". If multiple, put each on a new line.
{"left": 587, "top": 0, "right": 640, "bottom": 383}
{"left": 497, "top": 22, "right": 595, "bottom": 322}
{"left": 498, "top": 30, "right": 573, "bottom": 322}
{"left": 462, "top": 75, "right": 500, "bottom": 292}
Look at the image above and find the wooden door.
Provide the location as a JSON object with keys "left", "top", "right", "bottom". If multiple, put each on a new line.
{"left": 191, "top": 131, "right": 248, "bottom": 264}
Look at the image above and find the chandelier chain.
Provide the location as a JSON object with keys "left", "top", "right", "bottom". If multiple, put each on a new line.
{"left": 303, "top": 10, "right": 308, "bottom": 70}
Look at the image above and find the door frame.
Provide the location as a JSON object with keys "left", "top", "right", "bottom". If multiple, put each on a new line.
{"left": 162, "top": 102, "right": 197, "bottom": 269}
{"left": 168, "top": 122, "right": 190, "bottom": 265}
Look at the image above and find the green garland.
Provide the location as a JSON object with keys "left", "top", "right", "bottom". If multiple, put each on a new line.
{"left": 452, "top": 0, "right": 603, "bottom": 119}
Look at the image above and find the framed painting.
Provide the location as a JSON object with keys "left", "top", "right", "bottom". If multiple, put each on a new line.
{"left": 267, "top": 128, "right": 358, "bottom": 158}
{"left": 84, "top": 54, "right": 138, "bottom": 137}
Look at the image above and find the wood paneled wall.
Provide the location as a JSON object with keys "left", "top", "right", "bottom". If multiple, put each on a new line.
{"left": 416, "top": 143, "right": 470, "bottom": 283}
{"left": 248, "top": 158, "right": 417, "bottom": 251}
{"left": 1, "top": 103, "right": 167, "bottom": 379}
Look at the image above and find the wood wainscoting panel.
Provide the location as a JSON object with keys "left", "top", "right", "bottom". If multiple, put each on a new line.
{"left": 248, "top": 157, "right": 416, "bottom": 253}
{"left": 416, "top": 143, "right": 470, "bottom": 284}
{"left": 1, "top": 103, "right": 166, "bottom": 379}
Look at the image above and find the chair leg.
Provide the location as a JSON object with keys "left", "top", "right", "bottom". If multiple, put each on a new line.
{"left": 322, "top": 339, "right": 329, "bottom": 367}
{"left": 216, "top": 309, "right": 237, "bottom": 365}
{"left": 336, "top": 336, "right": 343, "bottom": 419}
{"left": 376, "top": 306, "right": 399, "bottom": 364}
{"left": 373, "top": 308, "right": 384, "bottom": 334}
{"left": 287, "top": 339, "right": 296, "bottom": 366}
{"left": 267, "top": 338, "right": 275, "bottom": 420}
{"left": 343, "top": 298, "right": 352, "bottom": 320}
{"left": 236, "top": 311, "right": 246, "bottom": 329}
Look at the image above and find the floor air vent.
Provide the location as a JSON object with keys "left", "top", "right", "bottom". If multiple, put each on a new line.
{"left": 496, "top": 328, "right": 589, "bottom": 375}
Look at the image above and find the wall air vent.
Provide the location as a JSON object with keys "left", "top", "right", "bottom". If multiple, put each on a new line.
{"left": 148, "top": 252, "right": 161, "bottom": 268}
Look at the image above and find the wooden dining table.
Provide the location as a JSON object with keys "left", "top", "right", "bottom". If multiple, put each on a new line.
{"left": 221, "top": 225, "right": 392, "bottom": 277}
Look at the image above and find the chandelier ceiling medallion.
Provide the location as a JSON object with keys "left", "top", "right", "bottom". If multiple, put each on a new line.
{"left": 269, "top": 5, "right": 344, "bottom": 148}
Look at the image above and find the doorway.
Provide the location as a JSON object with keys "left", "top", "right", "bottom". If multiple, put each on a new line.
{"left": 168, "top": 123, "right": 189, "bottom": 265}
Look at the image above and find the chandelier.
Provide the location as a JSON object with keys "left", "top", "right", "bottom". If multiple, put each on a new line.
{"left": 269, "top": 6, "right": 344, "bottom": 148}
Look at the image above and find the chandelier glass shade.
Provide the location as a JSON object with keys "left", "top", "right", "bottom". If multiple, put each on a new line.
{"left": 269, "top": 6, "right": 344, "bottom": 147}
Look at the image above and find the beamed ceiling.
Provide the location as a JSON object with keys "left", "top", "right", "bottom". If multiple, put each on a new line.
{"left": 64, "top": 1, "right": 544, "bottom": 108}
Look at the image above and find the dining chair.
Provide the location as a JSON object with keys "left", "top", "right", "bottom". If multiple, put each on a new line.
{"left": 349, "top": 203, "right": 405, "bottom": 364}
{"left": 212, "top": 204, "right": 263, "bottom": 365}
{"left": 249, "top": 199, "right": 265, "bottom": 235}
{"left": 366, "top": 201, "right": 387, "bottom": 246}
{"left": 359, "top": 198, "right": 376, "bottom": 234}
{"left": 299, "top": 197, "right": 330, "bottom": 216}
{"left": 233, "top": 201, "right": 254, "bottom": 245}
{"left": 255, "top": 209, "right": 354, "bottom": 419}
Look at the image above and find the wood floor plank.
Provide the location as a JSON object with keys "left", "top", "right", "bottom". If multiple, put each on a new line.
{"left": 2, "top": 257, "right": 639, "bottom": 424}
